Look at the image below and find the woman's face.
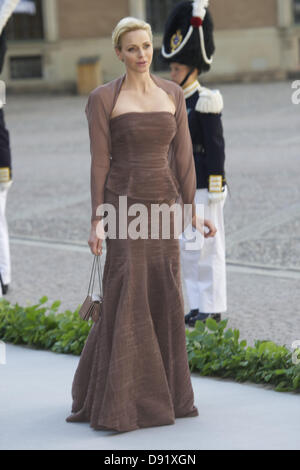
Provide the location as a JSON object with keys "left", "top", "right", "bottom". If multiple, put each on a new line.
{"left": 169, "top": 63, "right": 191, "bottom": 85}
{"left": 115, "top": 29, "right": 153, "bottom": 73}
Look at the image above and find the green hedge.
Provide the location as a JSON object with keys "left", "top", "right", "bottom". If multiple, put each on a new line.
{"left": 0, "top": 296, "right": 90, "bottom": 355}
{"left": 186, "top": 318, "right": 300, "bottom": 393}
{"left": 0, "top": 297, "right": 299, "bottom": 393}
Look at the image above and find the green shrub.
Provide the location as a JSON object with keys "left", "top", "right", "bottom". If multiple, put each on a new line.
{"left": 186, "top": 318, "right": 300, "bottom": 393}
{"left": 0, "top": 296, "right": 91, "bottom": 355}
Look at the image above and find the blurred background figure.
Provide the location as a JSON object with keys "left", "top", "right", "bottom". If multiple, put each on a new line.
{"left": 0, "top": 0, "right": 35, "bottom": 297}
{"left": 161, "top": 0, "right": 228, "bottom": 326}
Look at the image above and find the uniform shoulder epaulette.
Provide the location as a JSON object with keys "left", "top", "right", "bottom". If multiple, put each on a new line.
{"left": 195, "top": 87, "right": 224, "bottom": 114}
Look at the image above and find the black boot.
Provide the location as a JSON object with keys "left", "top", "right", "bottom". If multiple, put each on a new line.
{"left": 0, "top": 273, "right": 9, "bottom": 295}
{"left": 184, "top": 308, "right": 199, "bottom": 325}
{"left": 210, "top": 313, "right": 221, "bottom": 322}
{"left": 188, "top": 312, "right": 209, "bottom": 327}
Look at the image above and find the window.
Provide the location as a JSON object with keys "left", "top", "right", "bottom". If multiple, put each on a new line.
{"left": 5, "top": 0, "right": 44, "bottom": 40}
{"left": 146, "top": 0, "right": 182, "bottom": 33}
{"left": 10, "top": 55, "right": 43, "bottom": 79}
{"left": 294, "top": 0, "right": 300, "bottom": 24}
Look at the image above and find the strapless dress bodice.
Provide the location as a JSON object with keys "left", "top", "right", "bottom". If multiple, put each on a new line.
{"left": 105, "top": 112, "right": 180, "bottom": 201}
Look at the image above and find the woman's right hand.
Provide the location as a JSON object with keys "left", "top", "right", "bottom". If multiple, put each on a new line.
{"left": 88, "top": 220, "right": 104, "bottom": 255}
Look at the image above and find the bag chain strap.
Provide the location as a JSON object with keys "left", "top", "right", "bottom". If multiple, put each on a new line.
{"left": 87, "top": 255, "right": 103, "bottom": 297}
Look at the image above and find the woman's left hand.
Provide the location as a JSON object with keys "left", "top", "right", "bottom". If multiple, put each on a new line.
{"left": 192, "top": 215, "right": 217, "bottom": 238}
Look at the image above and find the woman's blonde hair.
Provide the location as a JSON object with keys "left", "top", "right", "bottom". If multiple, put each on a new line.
{"left": 112, "top": 17, "right": 153, "bottom": 50}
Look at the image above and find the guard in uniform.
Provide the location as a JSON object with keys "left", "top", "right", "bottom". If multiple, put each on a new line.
{"left": 0, "top": 0, "right": 22, "bottom": 296}
{"left": 161, "top": 0, "right": 229, "bottom": 326}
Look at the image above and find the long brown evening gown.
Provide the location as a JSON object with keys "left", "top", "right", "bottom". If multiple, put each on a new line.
{"left": 66, "top": 111, "right": 199, "bottom": 432}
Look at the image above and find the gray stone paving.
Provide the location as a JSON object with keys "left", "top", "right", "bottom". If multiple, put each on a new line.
{"left": 1, "top": 343, "right": 300, "bottom": 450}
{"left": 2, "top": 79, "right": 300, "bottom": 350}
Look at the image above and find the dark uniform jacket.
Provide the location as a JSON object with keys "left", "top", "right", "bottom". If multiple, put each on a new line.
{"left": 185, "top": 85, "right": 226, "bottom": 190}
{"left": 0, "top": 25, "right": 12, "bottom": 182}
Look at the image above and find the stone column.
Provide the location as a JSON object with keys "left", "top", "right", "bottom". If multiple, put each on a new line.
{"left": 277, "top": 0, "right": 293, "bottom": 28}
{"left": 129, "top": 0, "right": 146, "bottom": 20}
{"left": 277, "top": 0, "right": 299, "bottom": 73}
{"left": 41, "top": 0, "right": 59, "bottom": 85}
{"left": 42, "top": 0, "right": 59, "bottom": 42}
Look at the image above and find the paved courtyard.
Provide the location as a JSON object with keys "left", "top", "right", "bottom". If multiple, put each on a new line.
{"left": 3, "top": 79, "right": 300, "bottom": 349}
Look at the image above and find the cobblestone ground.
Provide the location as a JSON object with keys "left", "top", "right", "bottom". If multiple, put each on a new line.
{"left": 3, "top": 80, "right": 300, "bottom": 349}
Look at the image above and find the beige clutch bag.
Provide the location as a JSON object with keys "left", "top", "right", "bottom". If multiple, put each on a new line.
{"left": 78, "top": 254, "right": 103, "bottom": 323}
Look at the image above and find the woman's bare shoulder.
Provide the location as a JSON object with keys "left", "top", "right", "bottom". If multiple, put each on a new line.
{"left": 152, "top": 74, "right": 181, "bottom": 94}
{"left": 151, "top": 75, "right": 184, "bottom": 109}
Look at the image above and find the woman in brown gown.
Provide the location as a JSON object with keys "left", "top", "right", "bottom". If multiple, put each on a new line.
{"left": 66, "top": 17, "right": 216, "bottom": 433}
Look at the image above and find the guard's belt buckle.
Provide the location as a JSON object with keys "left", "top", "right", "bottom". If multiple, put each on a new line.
{"left": 0, "top": 167, "right": 10, "bottom": 183}
{"left": 209, "top": 175, "right": 222, "bottom": 192}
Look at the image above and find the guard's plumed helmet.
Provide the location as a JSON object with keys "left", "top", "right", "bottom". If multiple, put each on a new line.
{"left": 161, "top": 0, "right": 215, "bottom": 74}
